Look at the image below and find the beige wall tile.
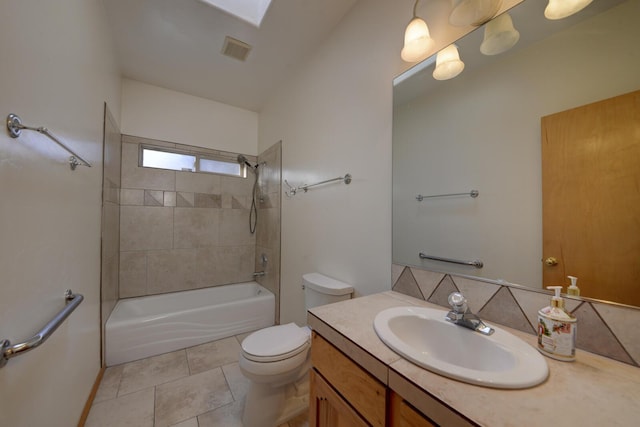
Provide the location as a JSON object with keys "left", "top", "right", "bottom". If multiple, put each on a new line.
{"left": 221, "top": 175, "right": 254, "bottom": 196}
{"left": 174, "top": 208, "right": 220, "bottom": 249}
{"left": 147, "top": 249, "right": 198, "bottom": 294}
{"left": 176, "top": 171, "right": 221, "bottom": 194}
{"left": 594, "top": 303, "right": 640, "bottom": 365}
{"left": 164, "top": 191, "right": 177, "bottom": 207}
{"left": 120, "top": 206, "right": 174, "bottom": 251}
{"left": 196, "top": 246, "right": 255, "bottom": 285}
{"left": 122, "top": 134, "right": 176, "bottom": 148}
{"left": 120, "top": 188, "right": 144, "bottom": 205}
{"left": 220, "top": 209, "right": 256, "bottom": 246}
{"left": 119, "top": 251, "right": 147, "bottom": 298}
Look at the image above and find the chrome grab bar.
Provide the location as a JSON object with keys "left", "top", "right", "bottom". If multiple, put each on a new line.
{"left": 419, "top": 252, "right": 483, "bottom": 269}
{"left": 6, "top": 114, "right": 92, "bottom": 170}
{"left": 0, "top": 290, "right": 84, "bottom": 368}
{"left": 284, "top": 173, "right": 352, "bottom": 197}
{"left": 416, "top": 190, "right": 479, "bottom": 201}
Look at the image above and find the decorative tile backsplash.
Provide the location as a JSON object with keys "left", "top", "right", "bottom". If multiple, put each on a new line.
{"left": 392, "top": 264, "right": 640, "bottom": 366}
{"left": 119, "top": 135, "right": 257, "bottom": 298}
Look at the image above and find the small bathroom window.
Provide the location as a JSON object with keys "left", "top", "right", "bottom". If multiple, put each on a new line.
{"left": 140, "top": 146, "right": 244, "bottom": 177}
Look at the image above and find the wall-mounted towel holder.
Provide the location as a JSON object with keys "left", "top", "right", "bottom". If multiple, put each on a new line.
{"left": 6, "top": 113, "right": 92, "bottom": 170}
{"left": 284, "top": 173, "right": 352, "bottom": 197}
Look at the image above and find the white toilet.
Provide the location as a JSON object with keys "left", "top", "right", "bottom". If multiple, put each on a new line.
{"left": 239, "top": 272, "right": 353, "bottom": 427}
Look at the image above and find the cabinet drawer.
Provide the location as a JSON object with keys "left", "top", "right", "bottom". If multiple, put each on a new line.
{"left": 311, "top": 332, "right": 386, "bottom": 427}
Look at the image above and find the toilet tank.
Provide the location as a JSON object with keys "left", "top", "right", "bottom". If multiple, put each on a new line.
{"left": 303, "top": 272, "right": 354, "bottom": 310}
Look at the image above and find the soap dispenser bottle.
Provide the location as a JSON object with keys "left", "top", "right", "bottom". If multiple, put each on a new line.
{"left": 537, "top": 286, "right": 577, "bottom": 361}
{"left": 567, "top": 275, "right": 580, "bottom": 296}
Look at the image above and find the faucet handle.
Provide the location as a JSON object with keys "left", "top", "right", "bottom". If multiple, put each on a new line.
{"left": 448, "top": 292, "right": 468, "bottom": 313}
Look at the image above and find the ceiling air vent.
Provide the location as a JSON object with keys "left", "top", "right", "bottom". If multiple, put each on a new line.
{"left": 222, "top": 36, "right": 252, "bottom": 61}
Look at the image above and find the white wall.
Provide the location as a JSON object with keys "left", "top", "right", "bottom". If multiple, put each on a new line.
{"left": 393, "top": 0, "right": 640, "bottom": 288}
{"left": 257, "top": 0, "right": 524, "bottom": 325}
{"left": 0, "top": 1, "right": 120, "bottom": 425}
{"left": 121, "top": 79, "right": 258, "bottom": 154}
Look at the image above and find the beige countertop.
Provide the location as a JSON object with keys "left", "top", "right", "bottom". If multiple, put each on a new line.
{"left": 308, "top": 291, "right": 640, "bottom": 427}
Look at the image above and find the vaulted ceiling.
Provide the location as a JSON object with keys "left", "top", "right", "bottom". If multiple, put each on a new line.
{"left": 103, "top": 0, "right": 358, "bottom": 112}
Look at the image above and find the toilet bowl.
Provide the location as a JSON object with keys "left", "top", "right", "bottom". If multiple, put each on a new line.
{"left": 239, "top": 273, "right": 353, "bottom": 427}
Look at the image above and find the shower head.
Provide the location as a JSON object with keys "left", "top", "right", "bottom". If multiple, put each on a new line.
{"left": 237, "top": 154, "right": 259, "bottom": 173}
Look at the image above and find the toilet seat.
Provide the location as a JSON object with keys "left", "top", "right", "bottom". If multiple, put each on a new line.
{"left": 242, "top": 323, "right": 311, "bottom": 363}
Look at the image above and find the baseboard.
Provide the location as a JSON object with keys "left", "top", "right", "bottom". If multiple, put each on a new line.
{"left": 77, "top": 367, "right": 105, "bottom": 427}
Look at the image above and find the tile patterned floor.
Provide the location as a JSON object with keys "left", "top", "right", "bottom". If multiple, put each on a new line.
{"left": 86, "top": 332, "right": 308, "bottom": 427}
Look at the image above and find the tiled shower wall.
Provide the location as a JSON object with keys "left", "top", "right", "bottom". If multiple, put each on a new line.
{"left": 392, "top": 264, "right": 640, "bottom": 367}
{"left": 119, "top": 135, "right": 258, "bottom": 298}
{"left": 255, "top": 142, "right": 282, "bottom": 321}
{"left": 101, "top": 105, "right": 121, "bottom": 361}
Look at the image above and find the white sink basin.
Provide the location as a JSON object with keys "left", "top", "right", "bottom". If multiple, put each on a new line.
{"left": 374, "top": 306, "right": 548, "bottom": 389}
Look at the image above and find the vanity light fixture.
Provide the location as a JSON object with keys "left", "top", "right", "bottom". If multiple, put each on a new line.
{"left": 449, "top": 0, "right": 503, "bottom": 27}
{"left": 544, "top": 0, "right": 593, "bottom": 20}
{"left": 433, "top": 44, "right": 465, "bottom": 80}
{"left": 401, "top": 0, "right": 435, "bottom": 63}
{"left": 480, "top": 13, "right": 520, "bottom": 55}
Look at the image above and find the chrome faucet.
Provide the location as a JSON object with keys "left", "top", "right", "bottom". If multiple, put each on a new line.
{"left": 445, "top": 292, "right": 494, "bottom": 335}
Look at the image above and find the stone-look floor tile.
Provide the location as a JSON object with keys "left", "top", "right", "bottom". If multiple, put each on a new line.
{"left": 235, "top": 331, "right": 255, "bottom": 346}
{"left": 198, "top": 401, "right": 245, "bottom": 427}
{"left": 222, "top": 362, "right": 251, "bottom": 401}
{"left": 118, "top": 350, "right": 189, "bottom": 396}
{"left": 155, "top": 367, "right": 234, "bottom": 427}
{"left": 281, "top": 412, "right": 309, "bottom": 427}
{"left": 187, "top": 337, "right": 242, "bottom": 375}
{"left": 93, "top": 365, "right": 124, "bottom": 404}
{"left": 170, "top": 417, "right": 199, "bottom": 427}
{"left": 85, "top": 387, "right": 154, "bottom": 427}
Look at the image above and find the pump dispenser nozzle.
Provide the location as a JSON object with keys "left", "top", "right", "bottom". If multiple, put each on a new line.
{"left": 567, "top": 276, "right": 580, "bottom": 296}
{"left": 547, "top": 286, "right": 564, "bottom": 309}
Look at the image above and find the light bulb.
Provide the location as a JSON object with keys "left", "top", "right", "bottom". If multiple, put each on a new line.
{"left": 433, "top": 44, "right": 465, "bottom": 80}
{"left": 401, "top": 17, "right": 435, "bottom": 62}
{"left": 545, "top": 0, "right": 593, "bottom": 20}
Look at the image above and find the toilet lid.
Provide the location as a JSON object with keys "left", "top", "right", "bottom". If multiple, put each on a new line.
{"left": 242, "top": 323, "right": 310, "bottom": 362}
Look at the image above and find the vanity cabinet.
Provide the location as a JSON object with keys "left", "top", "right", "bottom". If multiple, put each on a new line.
{"left": 309, "top": 332, "right": 438, "bottom": 427}
{"left": 310, "top": 332, "right": 386, "bottom": 427}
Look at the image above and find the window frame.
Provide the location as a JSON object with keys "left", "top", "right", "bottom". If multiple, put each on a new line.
{"left": 139, "top": 145, "right": 247, "bottom": 178}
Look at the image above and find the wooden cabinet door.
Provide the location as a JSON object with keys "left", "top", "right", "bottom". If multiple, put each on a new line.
{"left": 541, "top": 90, "right": 640, "bottom": 305}
{"left": 389, "top": 391, "right": 436, "bottom": 427}
{"left": 309, "top": 369, "right": 369, "bottom": 427}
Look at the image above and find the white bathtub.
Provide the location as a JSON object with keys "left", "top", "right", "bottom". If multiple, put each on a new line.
{"left": 105, "top": 282, "right": 274, "bottom": 366}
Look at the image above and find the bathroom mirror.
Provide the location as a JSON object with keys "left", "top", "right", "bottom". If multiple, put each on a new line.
{"left": 392, "top": 0, "right": 640, "bottom": 306}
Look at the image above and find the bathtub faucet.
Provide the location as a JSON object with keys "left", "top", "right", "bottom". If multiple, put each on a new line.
{"left": 253, "top": 271, "right": 265, "bottom": 277}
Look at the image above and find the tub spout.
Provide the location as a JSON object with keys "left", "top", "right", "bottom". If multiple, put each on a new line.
{"left": 253, "top": 271, "right": 265, "bottom": 277}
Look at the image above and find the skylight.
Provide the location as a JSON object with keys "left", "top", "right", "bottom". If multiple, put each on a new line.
{"left": 199, "top": 0, "right": 273, "bottom": 27}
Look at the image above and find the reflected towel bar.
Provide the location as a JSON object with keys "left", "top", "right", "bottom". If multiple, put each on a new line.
{"left": 0, "top": 290, "right": 84, "bottom": 368}
{"left": 416, "top": 190, "right": 479, "bottom": 201}
{"left": 6, "top": 113, "right": 92, "bottom": 170}
{"left": 419, "top": 252, "right": 483, "bottom": 268}
{"left": 284, "top": 173, "right": 352, "bottom": 197}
